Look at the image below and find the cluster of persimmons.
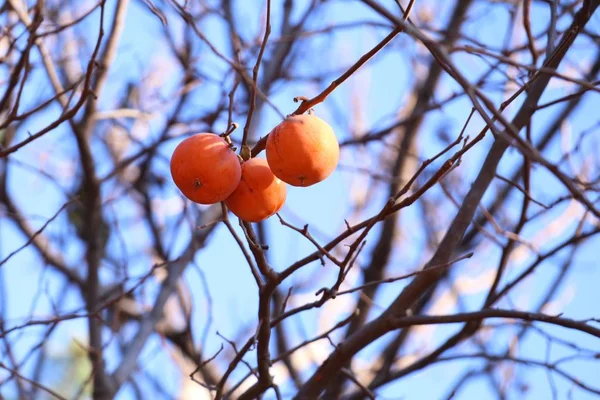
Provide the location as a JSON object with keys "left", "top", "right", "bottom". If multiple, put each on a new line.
{"left": 169, "top": 113, "right": 339, "bottom": 222}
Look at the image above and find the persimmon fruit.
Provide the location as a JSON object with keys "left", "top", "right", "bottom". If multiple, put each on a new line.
{"left": 170, "top": 133, "right": 241, "bottom": 204}
{"left": 266, "top": 114, "right": 339, "bottom": 187}
{"left": 224, "top": 158, "right": 287, "bottom": 222}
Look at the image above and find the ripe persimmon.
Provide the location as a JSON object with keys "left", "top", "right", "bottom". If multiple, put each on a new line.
{"left": 266, "top": 114, "right": 339, "bottom": 187}
{"left": 224, "top": 158, "right": 287, "bottom": 222}
{"left": 170, "top": 133, "right": 241, "bottom": 204}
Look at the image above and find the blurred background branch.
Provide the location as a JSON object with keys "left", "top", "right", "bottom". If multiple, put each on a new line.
{"left": 1, "top": 0, "right": 599, "bottom": 399}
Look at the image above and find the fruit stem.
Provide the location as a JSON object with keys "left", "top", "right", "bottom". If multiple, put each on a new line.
{"left": 220, "top": 122, "right": 239, "bottom": 146}
{"left": 293, "top": 95, "right": 309, "bottom": 103}
{"left": 240, "top": 144, "right": 251, "bottom": 162}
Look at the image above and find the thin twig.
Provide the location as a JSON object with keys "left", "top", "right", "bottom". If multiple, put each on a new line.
{"left": 241, "top": 0, "right": 272, "bottom": 153}
{"left": 0, "top": 361, "right": 68, "bottom": 400}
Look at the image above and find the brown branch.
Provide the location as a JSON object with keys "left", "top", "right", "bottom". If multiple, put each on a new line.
{"left": 0, "top": 33, "right": 101, "bottom": 158}
{"left": 293, "top": 1, "right": 599, "bottom": 397}
{"left": 290, "top": 28, "right": 400, "bottom": 115}
{"left": 277, "top": 215, "right": 342, "bottom": 266}
{"left": 546, "top": 0, "right": 559, "bottom": 56}
{"left": 455, "top": 45, "right": 600, "bottom": 94}
{"left": 0, "top": 11, "right": 42, "bottom": 116}
{"left": 461, "top": 51, "right": 600, "bottom": 249}
{"left": 240, "top": 221, "right": 276, "bottom": 281}
{"left": 494, "top": 173, "right": 548, "bottom": 209}
{"left": 0, "top": 361, "right": 67, "bottom": 400}
{"left": 222, "top": 205, "right": 262, "bottom": 287}
{"left": 240, "top": 0, "right": 271, "bottom": 152}
{"left": 169, "top": 1, "right": 283, "bottom": 119}
{"left": 523, "top": 0, "right": 539, "bottom": 68}
{"left": 272, "top": 289, "right": 302, "bottom": 389}
{"left": 229, "top": 311, "right": 357, "bottom": 398}
{"left": 214, "top": 338, "right": 255, "bottom": 398}
{"left": 79, "top": 0, "right": 130, "bottom": 137}
{"left": 0, "top": 79, "right": 83, "bottom": 131}
{"left": 334, "top": 7, "right": 474, "bottom": 386}
{"left": 0, "top": 200, "right": 74, "bottom": 268}
{"left": 0, "top": 185, "right": 84, "bottom": 287}
{"left": 233, "top": 222, "right": 279, "bottom": 400}
{"left": 251, "top": 12, "right": 407, "bottom": 157}
{"left": 385, "top": 309, "right": 600, "bottom": 338}
{"left": 341, "top": 368, "right": 376, "bottom": 400}
{"left": 110, "top": 205, "right": 222, "bottom": 396}
{"left": 336, "top": 252, "right": 473, "bottom": 298}
{"left": 347, "top": 228, "right": 600, "bottom": 398}
{"left": 190, "top": 344, "right": 223, "bottom": 390}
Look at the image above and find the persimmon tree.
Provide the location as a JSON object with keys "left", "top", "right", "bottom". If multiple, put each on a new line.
{"left": 1, "top": 0, "right": 600, "bottom": 399}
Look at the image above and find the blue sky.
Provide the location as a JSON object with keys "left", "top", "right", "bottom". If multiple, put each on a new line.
{"left": 1, "top": 0, "right": 600, "bottom": 399}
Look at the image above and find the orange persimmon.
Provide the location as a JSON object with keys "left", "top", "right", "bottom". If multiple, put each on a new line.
{"left": 266, "top": 114, "right": 339, "bottom": 187}
{"left": 170, "top": 133, "right": 241, "bottom": 204}
{"left": 224, "top": 158, "right": 287, "bottom": 222}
